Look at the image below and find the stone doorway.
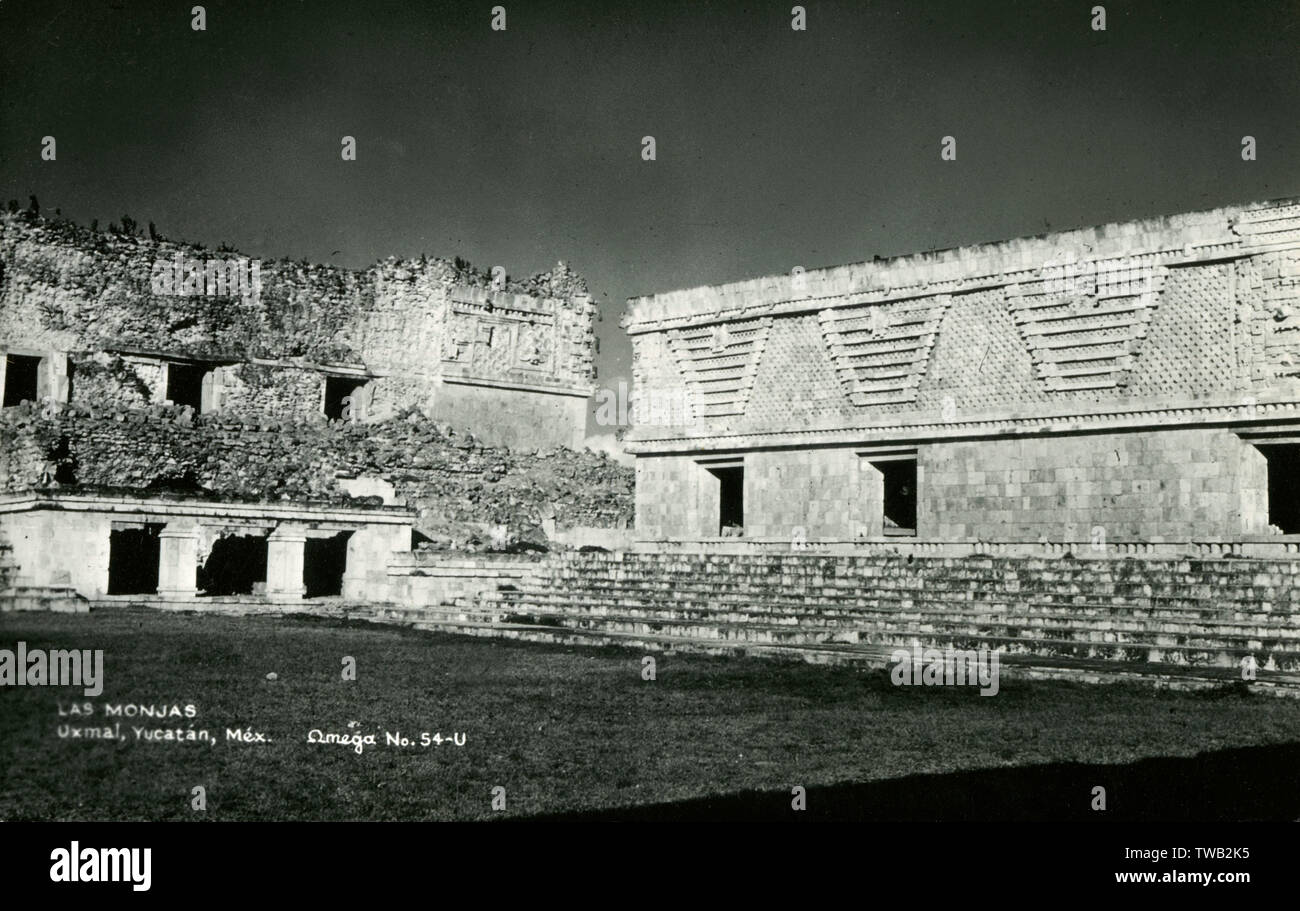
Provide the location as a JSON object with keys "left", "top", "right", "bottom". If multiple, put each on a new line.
{"left": 107, "top": 524, "right": 163, "bottom": 594}
{"left": 2, "top": 353, "right": 41, "bottom": 407}
{"left": 304, "top": 531, "right": 352, "bottom": 597}
{"left": 1258, "top": 443, "right": 1300, "bottom": 534}
{"left": 701, "top": 462, "right": 744, "bottom": 536}
{"left": 200, "top": 534, "right": 269, "bottom": 595}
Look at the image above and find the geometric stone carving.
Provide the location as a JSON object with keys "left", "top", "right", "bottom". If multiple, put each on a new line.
{"left": 818, "top": 295, "right": 952, "bottom": 407}
{"left": 1232, "top": 201, "right": 1300, "bottom": 250}
{"left": 1244, "top": 250, "right": 1300, "bottom": 381}
{"left": 1008, "top": 260, "right": 1168, "bottom": 392}
{"left": 667, "top": 317, "right": 772, "bottom": 419}
{"left": 442, "top": 299, "right": 556, "bottom": 376}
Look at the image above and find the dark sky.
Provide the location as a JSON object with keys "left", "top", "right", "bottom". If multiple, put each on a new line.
{"left": 3, "top": 0, "right": 1298, "bottom": 438}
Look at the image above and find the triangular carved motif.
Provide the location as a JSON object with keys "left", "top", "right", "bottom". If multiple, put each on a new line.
{"left": 817, "top": 295, "right": 952, "bottom": 407}
{"left": 1007, "top": 259, "right": 1168, "bottom": 392}
{"left": 667, "top": 317, "right": 772, "bottom": 419}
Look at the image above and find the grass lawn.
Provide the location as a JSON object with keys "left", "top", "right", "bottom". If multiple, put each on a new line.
{"left": 3, "top": 607, "right": 1300, "bottom": 821}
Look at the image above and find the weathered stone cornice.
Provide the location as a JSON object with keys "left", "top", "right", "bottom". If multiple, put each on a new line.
{"left": 623, "top": 199, "right": 1300, "bottom": 335}
{"left": 624, "top": 394, "right": 1300, "bottom": 454}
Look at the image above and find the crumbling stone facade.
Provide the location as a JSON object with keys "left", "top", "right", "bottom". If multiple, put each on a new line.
{"left": 0, "top": 212, "right": 598, "bottom": 449}
{"left": 0, "top": 402, "right": 631, "bottom": 544}
{"left": 0, "top": 212, "right": 633, "bottom": 605}
{"left": 624, "top": 198, "right": 1300, "bottom": 551}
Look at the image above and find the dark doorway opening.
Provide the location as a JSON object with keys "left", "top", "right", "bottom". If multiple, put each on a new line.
{"left": 107, "top": 524, "right": 163, "bottom": 594}
{"left": 871, "top": 457, "right": 918, "bottom": 536}
{"left": 49, "top": 436, "right": 77, "bottom": 484}
{"left": 705, "top": 465, "right": 744, "bottom": 535}
{"left": 324, "top": 377, "right": 366, "bottom": 421}
{"left": 3, "top": 354, "right": 41, "bottom": 407}
{"left": 304, "top": 532, "right": 351, "bottom": 597}
{"left": 199, "top": 534, "right": 268, "bottom": 595}
{"left": 1259, "top": 444, "right": 1300, "bottom": 534}
{"left": 147, "top": 471, "right": 203, "bottom": 494}
{"left": 166, "top": 361, "right": 207, "bottom": 410}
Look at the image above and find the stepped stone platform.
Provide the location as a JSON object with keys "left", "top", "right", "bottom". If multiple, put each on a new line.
{"left": 416, "top": 551, "right": 1300, "bottom": 695}
{"left": 2, "top": 584, "right": 89, "bottom": 613}
{"left": 87, "top": 550, "right": 1300, "bottom": 696}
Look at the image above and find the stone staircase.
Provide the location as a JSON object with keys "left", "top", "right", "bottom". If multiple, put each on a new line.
{"left": 404, "top": 551, "right": 1300, "bottom": 693}
{"left": 78, "top": 550, "right": 1300, "bottom": 693}
{"left": 0, "top": 528, "right": 89, "bottom": 613}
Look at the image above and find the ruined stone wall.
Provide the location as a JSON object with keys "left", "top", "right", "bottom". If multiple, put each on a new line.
{"left": 0, "top": 213, "right": 597, "bottom": 449}
{"left": 0, "top": 526, "right": 15, "bottom": 592}
{"left": 0, "top": 401, "right": 633, "bottom": 547}
{"left": 0, "top": 407, "right": 45, "bottom": 491}
{"left": 217, "top": 363, "right": 325, "bottom": 417}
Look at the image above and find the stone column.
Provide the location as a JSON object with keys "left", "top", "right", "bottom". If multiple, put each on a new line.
{"left": 266, "top": 525, "right": 307, "bottom": 601}
{"left": 158, "top": 522, "right": 199, "bottom": 599}
{"left": 342, "top": 524, "right": 406, "bottom": 602}
{"left": 341, "top": 527, "right": 367, "bottom": 601}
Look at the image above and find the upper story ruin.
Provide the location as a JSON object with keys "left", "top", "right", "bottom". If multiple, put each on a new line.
{"left": 0, "top": 211, "right": 632, "bottom": 606}
{"left": 0, "top": 213, "right": 598, "bottom": 450}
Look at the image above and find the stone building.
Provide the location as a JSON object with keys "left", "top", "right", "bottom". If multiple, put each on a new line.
{"left": 623, "top": 198, "right": 1300, "bottom": 554}
{"left": 0, "top": 212, "right": 633, "bottom": 607}
{"left": 0, "top": 213, "right": 598, "bottom": 450}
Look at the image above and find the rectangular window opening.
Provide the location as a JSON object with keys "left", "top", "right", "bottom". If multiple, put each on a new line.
{"left": 3, "top": 354, "right": 42, "bottom": 407}
{"left": 867, "top": 455, "right": 917, "bottom": 537}
{"left": 165, "top": 361, "right": 208, "bottom": 411}
{"left": 324, "top": 376, "right": 367, "bottom": 421}
{"left": 1258, "top": 444, "right": 1300, "bottom": 534}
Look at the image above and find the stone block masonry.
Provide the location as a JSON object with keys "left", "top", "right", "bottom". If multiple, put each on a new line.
{"left": 635, "top": 429, "right": 1265, "bottom": 544}
{"left": 0, "top": 212, "right": 598, "bottom": 450}
{"left": 921, "top": 427, "right": 1266, "bottom": 541}
{"left": 623, "top": 198, "right": 1300, "bottom": 547}
{"left": 0, "top": 400, "right": 633, "bottom": 549}
{"left": 347, "top": 549, "right": 1300, "bottom": 694}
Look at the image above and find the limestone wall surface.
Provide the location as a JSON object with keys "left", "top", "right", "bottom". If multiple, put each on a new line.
{"left": 633, "top": 425, "right": 1270, "bottom": 544}
{"left": 433, "top": 380, "right": 590, "bottom": 450}
{"left": 0, "top": 401, "right": 634, "bottom": 547}
{"left": 920, "top": 428, "right": 1267, "bottom": 540}
{"left": 624, "top": 198, "right": 1300, "bottom": 449}
{"left": 0, "top": 212, "right": 597, "bottom": 449}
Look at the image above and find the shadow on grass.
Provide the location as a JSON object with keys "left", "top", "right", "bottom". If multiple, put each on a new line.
{"left": 527, "top": 742, "right": 1300, "bottom": 821}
